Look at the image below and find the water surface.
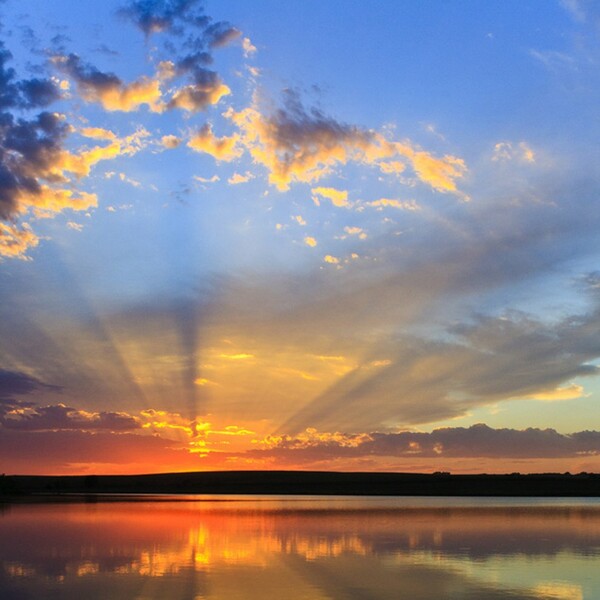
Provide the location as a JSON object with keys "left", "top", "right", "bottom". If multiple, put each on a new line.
{"left": 1, "top": 496, "right": 599, "bottom": 599}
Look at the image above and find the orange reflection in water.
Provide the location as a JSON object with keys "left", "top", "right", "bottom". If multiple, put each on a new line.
{"left": 1, "top": 498, "right": 600, "bottom": 599}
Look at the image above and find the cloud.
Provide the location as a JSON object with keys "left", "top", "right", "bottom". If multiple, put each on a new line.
{"left": 119, "top": 0, "right": 210, "bottom": 36}
{"left": 280, "top": 303, "right": 600, "bottom": 432}
{"left": 161, "top": 134, "right": 181, "bottom": 149}
{"left": 0, "top": 369, "right": 60, "bottom": 403}
{"left": 0, "top": 42, "right": 60, "bottom": 111}
{"left": 119, "top": 0, "right": 237, "bottom": 113}
{"left": 367, "top": 198, "right": 421, "bottom": 211}
{"left": 0, "top": 102, "right": 97, "bottom": 256}
{"left": 227, "top": 91, "right": 467, "bottom": 194}
{"left": 218, "top": 353, "right": 254, "bottom": 360}
{"left": 228, "top": 171, "right": 254, "bottom": 185}
{"left": 187, "top": 124, "right": 241, "bottom": 161}
{"left": 0, "top": 46, "right": 149, "bottom": 257}
{"left": 227, "top": 92, "right": 374, "bottom": 191}
{"left": 0, "top": 110, "right": 69, "bottom": 220}
{"left": 194, "top": 174, "right": 219, "bottom": 184}
{"left": 402, "top": 149, "right": 467, "bottom": 195}
{"left": 520, "top": 383, "right": 586, "bottom": 402}
{"left": 312, "top": 186, "right": 350, "bottom": 207}
{"left": 492, "top": 141, "right": 536, "bottom": 163}
{"left": 242, "top": 37, "right": 257, "bottom": 57}
{"left": 0, "top": 222, "right": 39, "bottom": 259}
{"left": 203, "top": 22, "right": 241, "bottom": 49}
{"left": 251, "top": 424, "right": 600, "bottom": 461}
{"left": 56, "top": 54, "right": 164, "bottom": 112}
{"left": 1, "top": 403, "right": 140, "bottom": 431}
{"left": 292, "top": 215, "right": 306, "bottom": 226}
{"left": 344, "top": 226, "right": 366, "bottom": 238}
{"left": 167, "top": 74, "right": 230, "bottom": 112}
{"left": 378, "top": 160, "right": 406, "bottom": 175}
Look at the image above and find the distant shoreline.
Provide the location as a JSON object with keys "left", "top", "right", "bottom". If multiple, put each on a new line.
{"left": 2, "top": 471, "right": 600, "bottom": 501}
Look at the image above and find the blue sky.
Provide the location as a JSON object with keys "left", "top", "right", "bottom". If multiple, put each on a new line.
{"left": 1, "top": 0, "right": 600, "bottom": 474}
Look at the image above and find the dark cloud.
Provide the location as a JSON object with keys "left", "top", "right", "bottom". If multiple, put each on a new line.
{"left": 50, "top": 33, "right": 71, "bottom": 48}
{"left": 17, "top": 78, "right": 60, "bottom": 108}
{"left": 0, "top": 110, "right": 69, "bottom": 219}
{"left": 252, "top": 424, "right": 600, "bottom": 461}
{"left": 118, "top": 0, "right": 238, "bottom": 112}
{"left": 59, "top": 52, "right": 122, "bottom": 95}
{"left": 203, "top": 22, "right": 241, "bottom": 48}
{"left": 0, "top": 403, "right": 140, "bottom": 431}
{"left": 0, "top": 41, "right": 59, "bottom": 111}
{"left": 18, "top": 24, "right": 41, "bottom": 53}
{"left": 0, "top": 41, "right": 65, "bottom": 221}
{"left": 118, "top": 0, "right": 209, "bottom": 36}
{"left": 93, "top": 43, "right": 119, "bottom": 57}
{"left": 175, "top": 49, "right": 212, "bottom": 72}
{"left": 166, "top": 67, "right": 228, "bottom": 112}
{"left": 0, "top": 369, "right": 60, "bottom": 416}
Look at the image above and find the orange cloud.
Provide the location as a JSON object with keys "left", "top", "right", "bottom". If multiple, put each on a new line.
{"left": 521, "top": 384, "right": 586, "bottom": 402}
{"left": 0, "top": 222, "right": 40, "bottom": 260}
{"left": 188, "top": 124, "right": 242, "bottom": 161}
{"left": 225, "top": 95, "right": 467, "bottom": 195}
{"left": 25, "top": 186, "right": 97, "bottom": 217}
{"left": 89, "top": 76, "right": 164, "bottom": 112}
{"left": 0, "top": 123, "right": 149, "bottom": 258}
{"left": 401, "top": 148, "right": 468, "bottom": 195}
{"left": 168, "top": 81, "right": 230, "bottom": 112}
{"left": 227, "top": 105, "right": 372, "bottom": 190}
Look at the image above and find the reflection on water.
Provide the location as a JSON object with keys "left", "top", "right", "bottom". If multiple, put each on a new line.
{"left": 1, "top": 496, "right": 600, "bottom": 599}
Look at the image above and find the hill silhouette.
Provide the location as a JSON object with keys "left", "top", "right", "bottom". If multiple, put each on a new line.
{"left": 2, "top": 471, "right": 600, "bottom": 500}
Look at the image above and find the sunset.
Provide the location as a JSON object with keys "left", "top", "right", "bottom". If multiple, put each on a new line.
{"left": 3, "top": 2, "right": 600, "bottom": 599}
{"left": 1, "top": 0, "right": 600, "bottom": 479}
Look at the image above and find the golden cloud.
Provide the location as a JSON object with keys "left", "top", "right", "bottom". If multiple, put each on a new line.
{"left": 80, "top": 75, "right": 163, "bottom": 112}
{"left": 0, "top": 222, "right": 40, "bottom": 260}
{"left": 522, "top": 384, "right": 586, "bottom": 402}
{"left": 311, "top": 186, "right": 350, "bottom": 207}
{"left": 225, "top": 98, "right": 467, "bottom": 195}
{"left": 1, "top": 125, "right": 149, "bottom": 258}
{"left": 403, "top": 148, "right": 468, "bottom": 194}
{"left": 188, "top": 124, "right": 242, "bottom": 161}
{"left": 168, "top": 81, "right": 231, "bottom": 112}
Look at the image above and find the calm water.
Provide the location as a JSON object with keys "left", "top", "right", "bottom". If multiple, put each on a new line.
{"left": 1, "top": 496, "right": 600, "bottom": 599}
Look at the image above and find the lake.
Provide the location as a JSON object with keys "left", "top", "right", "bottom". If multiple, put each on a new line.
{"left": 1, "top": 496, "right": 599, "bottom": 599}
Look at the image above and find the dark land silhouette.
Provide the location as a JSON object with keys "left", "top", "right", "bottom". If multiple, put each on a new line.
{"left": 2, "top": 471, "right": 600, "bottom": 500}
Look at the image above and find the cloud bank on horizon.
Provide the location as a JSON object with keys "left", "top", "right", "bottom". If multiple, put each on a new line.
{"left": 1, "top": 0, "right": 600, "bottom": 474}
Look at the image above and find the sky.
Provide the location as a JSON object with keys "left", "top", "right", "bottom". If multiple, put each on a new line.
{"left": 1, "top": 0, "right": 600, "bottom": 475}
